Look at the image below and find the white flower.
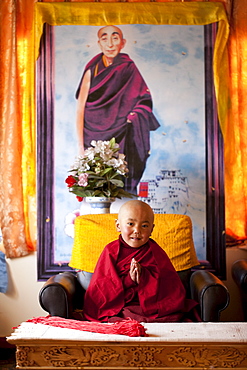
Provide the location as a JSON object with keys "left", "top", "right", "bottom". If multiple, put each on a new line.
{"left": 118, "top": 153, "right": 125, "bottom": 161}
{"left": 78, "top": 162, "right": 90, "bottom": 173}
{"left": 100, "top": 149, "right": 114, "bottom": 162}
{"left": 117, "top": 164, "right": 129, "bottom": 175}
{"left": 84, "top": 147, "right": 96, "bottom": 161}
{"left": 106, "top": 158, "right": 119, "bottom": 168}
{"left": 90, "top": 140, "right": 97, "bottom": 147}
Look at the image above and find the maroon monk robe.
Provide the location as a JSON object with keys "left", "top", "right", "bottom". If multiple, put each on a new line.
{"left": 76, "top": 53, "right": 160, "bottom": 194}
{"left": 83, "top": 236, "right": 199, "bottom": 323}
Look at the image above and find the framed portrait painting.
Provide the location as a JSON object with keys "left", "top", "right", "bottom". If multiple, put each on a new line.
{"left": 36, "top": 2, "right": 229, "bottom": 280}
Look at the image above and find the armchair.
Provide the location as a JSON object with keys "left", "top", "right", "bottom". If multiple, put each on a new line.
{"left": 39, "top": 213, "right": 229, "bottom": 322}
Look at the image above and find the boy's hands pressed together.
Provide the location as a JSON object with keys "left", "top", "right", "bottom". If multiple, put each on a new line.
{"left": 130, "top": 258, "right": 141, "bottom": 284}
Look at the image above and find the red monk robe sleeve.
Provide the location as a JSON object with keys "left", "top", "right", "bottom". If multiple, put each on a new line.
{"left": 137, "top": 240, "right": 187, "bottom": 319}
{"left": 83, "top": 240, "right": 125, "bottom": 321}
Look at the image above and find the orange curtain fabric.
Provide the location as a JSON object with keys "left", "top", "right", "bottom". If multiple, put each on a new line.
{"left": 0, "top": 0, "right": 36, "bottom": 257}
{"left": 225, "top": 0, "right": 247, "bottom": 240}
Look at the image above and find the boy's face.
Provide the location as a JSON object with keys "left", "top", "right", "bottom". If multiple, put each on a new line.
{"left": 116, "top": 202, "right": 154, "bottom": 248}
{"left": 98, "top": 26, "right": 126, "bottom": 60}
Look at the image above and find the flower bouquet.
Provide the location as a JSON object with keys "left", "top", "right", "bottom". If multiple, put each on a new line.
{"left": 65, "top": 138, "right": 134, "bottom": 201}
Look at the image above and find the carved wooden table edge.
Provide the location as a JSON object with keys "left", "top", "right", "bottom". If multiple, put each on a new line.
{"left": 6, "top": 339, "right": 247, "bottom": 369}
{"left": 7, "top": 322, "right": 247, "bottom": 369}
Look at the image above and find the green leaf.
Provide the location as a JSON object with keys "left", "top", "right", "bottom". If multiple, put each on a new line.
{"left": 93, "top": 190, "right": 103, "bottom": 196}
{"left": 109, "top": 137, "right": 116, "bottom": 148}
{"left": 84, "top": 190, "right": 94, "bottom": 197}
{"left": 104, "top": 189, "right": 111, "bottom": 197}
{"left": 110, "top": 179, "right": 124, "bottom": 187}
{"left": 116, "top": 189, "right": 136, "bottom": 199}
{"left": 100, "top": 167, "right": 112, "bottom": 176}
{"left": 88, "top": 173, "right": 103, "bottom": 179}
{"left": 93, "top": 155, "right": 101, "bottom": 162}
{"left": 95, "top": 179, "right": 107, "bottom": 187}
{"left": 111, "top": 172, "right": 122, "bottom": 179}
{"left": 70, "top": 188, "right": 93, "bottom": 197}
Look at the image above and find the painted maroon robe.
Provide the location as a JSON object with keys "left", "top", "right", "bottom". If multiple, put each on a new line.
{"left": 76, "top": 53, "right": 160, "bottom": 194}
{"left": 83, "top": 236, "right": 199, "bottom": 322}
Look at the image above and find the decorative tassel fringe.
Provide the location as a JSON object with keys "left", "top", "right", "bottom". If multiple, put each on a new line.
{"left": 26, "top": 316, "right": 148, "bottom": 337}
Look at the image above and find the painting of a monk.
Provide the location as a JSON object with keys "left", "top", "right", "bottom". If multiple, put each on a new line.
{"left": 53, "top": 24, "right": 206, "bottom": 264}
{"left": 75, "top": 25, "right": 160, "bottom": 194}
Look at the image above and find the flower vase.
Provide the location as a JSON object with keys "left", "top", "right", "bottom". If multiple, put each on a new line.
{"left": 85, "top": 197, "right": 115, "bottom": 214}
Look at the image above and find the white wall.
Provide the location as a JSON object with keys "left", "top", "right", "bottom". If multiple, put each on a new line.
{"left": 0, "top": 252, "right": 46, "bottom": 337}
{"left": 0, "top": 247, "right": 247, "bottom": 337}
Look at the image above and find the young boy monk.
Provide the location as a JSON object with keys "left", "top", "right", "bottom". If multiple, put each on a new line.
{"left": 83, "top": 200, "right": 200, "bottom": 322}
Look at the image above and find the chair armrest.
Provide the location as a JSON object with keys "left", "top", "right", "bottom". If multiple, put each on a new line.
{"left": 232, "top": 259, "right": 247, "bottom": 321}
{"left": 39, "top": 272, "right": 85, "bottom": 318}
{"left": 232, "top": 259, "right": 247, "bottom": 294}
{"left": 190, "top": 270, "right": 229, "bottom": 322}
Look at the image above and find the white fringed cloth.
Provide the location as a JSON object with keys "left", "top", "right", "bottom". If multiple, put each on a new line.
{"left": 9, "top": 321, "right": 247, "bottom": 343}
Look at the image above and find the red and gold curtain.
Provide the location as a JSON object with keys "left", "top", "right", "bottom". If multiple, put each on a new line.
{"left": 0, "top": 0, "right": 246, "bottom": 258}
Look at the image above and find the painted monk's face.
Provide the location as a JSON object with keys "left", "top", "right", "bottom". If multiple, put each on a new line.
{"left": 116, "top": 200, "right": 154, "bottom": 248}
{"left": 98, "top": 25, "right": 126, "bottom": 61}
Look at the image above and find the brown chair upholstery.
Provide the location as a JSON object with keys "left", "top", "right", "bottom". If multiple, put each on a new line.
{"left": 232, "top": 259, "right": 247, "bottom": 321}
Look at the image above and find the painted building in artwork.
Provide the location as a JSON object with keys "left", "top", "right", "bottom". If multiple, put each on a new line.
{"left": 138, "top": 169, "right": 189, "bottom": 214}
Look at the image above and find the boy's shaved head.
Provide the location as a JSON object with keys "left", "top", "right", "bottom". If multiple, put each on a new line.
{"left": 118, "top": 200, "right": 154, "bottom": 224}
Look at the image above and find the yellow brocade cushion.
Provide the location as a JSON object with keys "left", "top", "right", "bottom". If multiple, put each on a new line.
{"left": 69, "top": 213, "right": 199, "bottom": 273}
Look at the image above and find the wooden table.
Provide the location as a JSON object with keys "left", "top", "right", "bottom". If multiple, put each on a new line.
{"left": 7, "top": 322, "right": 247, "bottom": 369}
